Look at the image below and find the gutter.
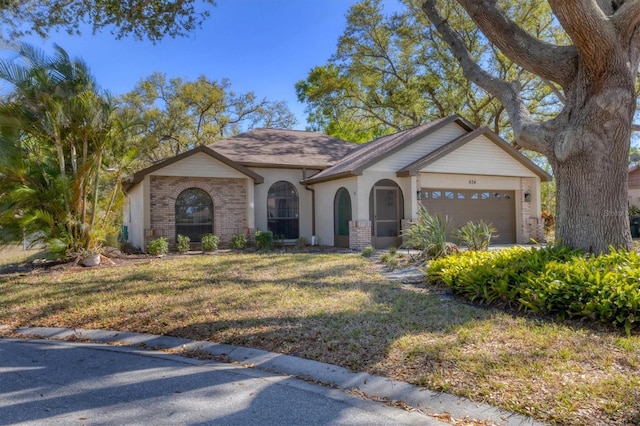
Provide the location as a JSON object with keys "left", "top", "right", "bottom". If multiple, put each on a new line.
{"left": 302, "top": 168, "right": 316, "bottom": 242}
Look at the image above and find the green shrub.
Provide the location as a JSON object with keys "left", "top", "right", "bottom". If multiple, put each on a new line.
{"left": 148, "top": 237, "right": 169, "bottom": 256}
{"left": 176, "top": 234, "right": 190, "bottom": 253}
{"left": 426, "top": 245, "right": 640, "bottom": 333}
{"left": 254, "top": 230, "right": 273, "bottom": 251}
{"left": 201, "top": 234, "right": 219, "bottom": 252}
{"left": 402, "top": 207, "right": 452, "bottom": 258}
{"left": 361, "top": 245, "right": 375, "bottom": 258}
{"left": 454, "top": 220, "right": 497, "bottom": 251}
{"left": 230, "top": 234, "right": 247, "bottom": 250}
{"left": 380, "top": 252, "right": 399, "bottom": 270}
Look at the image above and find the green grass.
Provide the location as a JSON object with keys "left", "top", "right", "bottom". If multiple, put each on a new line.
{"left": 1, "top": 252, "right": 639, "bottom": 425}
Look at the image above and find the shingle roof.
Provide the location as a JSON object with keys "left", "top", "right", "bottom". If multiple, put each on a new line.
{"left": 302, "top": 115, "right": 473, "bottom": 184}
{"left": 208, "top": 128, "right": 356, "bottom": 169}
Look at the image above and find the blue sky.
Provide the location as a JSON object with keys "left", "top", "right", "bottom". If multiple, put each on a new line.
{"left": 14, "top": 0, "right": 400, "bottom": 130}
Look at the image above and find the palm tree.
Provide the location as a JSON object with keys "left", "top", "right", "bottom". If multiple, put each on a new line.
{"left": 0, "top": 43, "right": 136, "bottom": 255}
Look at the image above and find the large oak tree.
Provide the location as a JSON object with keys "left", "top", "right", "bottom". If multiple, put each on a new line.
{"left": 423, "top": 0, "right": 640, "bottom": 253}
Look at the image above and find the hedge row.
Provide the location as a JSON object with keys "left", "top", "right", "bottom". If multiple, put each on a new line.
{"left": 426, "top": 245, "right": 640, "bottom": 333}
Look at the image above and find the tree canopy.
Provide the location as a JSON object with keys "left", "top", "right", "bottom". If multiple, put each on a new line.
{"left": 296, "top": 0, "right": 562, "bottom": 142}
{"left": 119, "top": 72, "right": 297, "bottom": 165}
{"left": 0, "top": 0, "right": 215, "bottom": 41}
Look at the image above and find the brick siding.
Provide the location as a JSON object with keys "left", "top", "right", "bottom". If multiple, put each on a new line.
{"left": 520, "top": 179, "right": 545, "bottom": 243}
{"left": 146, "top": 176, "right": 248, "bottom": 250}
{"left": 349, "top": 220, "right": 372, "bottom": 250}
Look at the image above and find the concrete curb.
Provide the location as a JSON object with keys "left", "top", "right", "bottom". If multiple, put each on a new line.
{"left": 4, "top": 326, "right": 544, "bottom": 426}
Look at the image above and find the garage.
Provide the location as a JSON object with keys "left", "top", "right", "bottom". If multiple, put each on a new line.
{"left": 421, "top": 188, "right": 516, "bottom": 244}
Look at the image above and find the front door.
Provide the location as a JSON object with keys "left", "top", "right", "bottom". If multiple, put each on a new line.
{"left": 334, "top": 188, "right": 352, "bottom": 248}
{"left": 373, "top": 186, "right": 401, "bottom": 248}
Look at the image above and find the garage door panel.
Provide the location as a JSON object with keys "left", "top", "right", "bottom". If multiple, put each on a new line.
{"left": 421, "top": 189, "right": 516, "bottom": 244}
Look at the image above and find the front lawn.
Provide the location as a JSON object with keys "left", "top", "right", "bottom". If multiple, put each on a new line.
{"left": 0, "top": 252, "right": 638, "bottom": 425}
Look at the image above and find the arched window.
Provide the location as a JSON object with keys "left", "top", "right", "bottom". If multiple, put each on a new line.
{"left": 175, "top": 188, "right": 213, "bottom": 243}
{"left": 267, "top": 181, "right": 299, "bottom": 239}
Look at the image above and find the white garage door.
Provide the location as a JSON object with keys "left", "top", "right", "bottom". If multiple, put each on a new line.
{"left": 421, "top": 189, "right": 516, "bottom": 244}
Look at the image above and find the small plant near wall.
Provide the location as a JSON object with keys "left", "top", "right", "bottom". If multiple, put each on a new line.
{"left": 273, "top": 234, "right": 286, "bottom": 249}
{"left": 201, "top": 234, "right": 219, "bottom": 253}
{"left": 148, "top": 237, "right": 169, "bottom": 256}
{"left": 402, "top": 207, "right": 452, "bottom": 258}
{"left": 454, "top": 220, "right": 497, "bottom": 251}
{"left": 176, "top": 234, "right": 190, "bottom": 253}
{"left": 230, "top": 234, "right": 247, "bottom": 250}
{"left": 295, "top": 237, "right": 308, "bottom": 250}
{"left": 380, "top": 251, "right": 399, "bottom": 270}
{"left": 254, "top": 230, "right": 273, "bottom": 251}
{"left": 361, "top": 245, "right": 375, "bottom": 257}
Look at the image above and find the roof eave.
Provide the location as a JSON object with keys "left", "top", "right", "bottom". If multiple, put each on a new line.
{"left": 302, "top": 171, "right": 361, "bottom": 185}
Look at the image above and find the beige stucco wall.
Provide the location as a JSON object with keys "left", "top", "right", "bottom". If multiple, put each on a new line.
{"left": 247, "top": 167, "right": 321, "bottom": 242}
{"left": 312, "top": 177, "right": 358, "bottom": 246}
{"left": 312, "top": 172, "right": 418, "bottom": 248}
{"left": 123, "top": 181, "right": 146, "bottom": 250}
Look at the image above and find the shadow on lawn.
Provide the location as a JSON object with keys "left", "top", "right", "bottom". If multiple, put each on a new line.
{"left": 164, "top": 282, "right": 493, "bottom": 372}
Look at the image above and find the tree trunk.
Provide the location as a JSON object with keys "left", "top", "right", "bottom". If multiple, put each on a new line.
{"left": 552, "top": 75, "right": 636, "bottom": 253}
{"left": 553, "top": 148, "right": 631, "bottom": 253}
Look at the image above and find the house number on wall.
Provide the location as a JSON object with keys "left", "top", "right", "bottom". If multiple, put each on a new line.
{"left": 468, "top": 180, "right": 476, "bottom": 184}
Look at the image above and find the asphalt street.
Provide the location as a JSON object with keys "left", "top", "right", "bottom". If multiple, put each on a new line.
{"left": 0, "top": 339, "right": 440, "bottom": 425}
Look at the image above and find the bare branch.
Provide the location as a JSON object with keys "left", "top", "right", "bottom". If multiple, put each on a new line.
{"left": 541, "top": 78, "right": 567, "bottom": 104}
{"left": 454, "top": 0, "right": 578, "bottom": 87}
{"left": 548, "top": 0, "right": 617, "bottom": 78}
{"left": 422, "top": 0, "right": 559, "bottom": 156}
{"left": 633, "top": 123, "right": 640, "bottom": 131}
{"left": 422, "top": 2, "right": 522, "bottom": 124}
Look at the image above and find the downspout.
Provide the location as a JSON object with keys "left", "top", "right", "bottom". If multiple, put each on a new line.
{"left": 302, "top": 168, "right": 316, "bottom": 242}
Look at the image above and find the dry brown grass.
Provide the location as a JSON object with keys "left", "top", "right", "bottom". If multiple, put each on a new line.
{"left": 1, "top": 252, "right": 639, "bottom": 425}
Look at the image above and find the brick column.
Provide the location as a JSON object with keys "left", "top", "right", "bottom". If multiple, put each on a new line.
{"left": 401, "top": 219, "right": 414, "bottom": 246}
{"left": 349, "top": 220, "right": 372, "bottom": 250}
{"left": 520, "top": 179, "right": 546, "bottom": 243}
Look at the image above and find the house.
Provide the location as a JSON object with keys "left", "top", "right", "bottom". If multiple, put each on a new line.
{"left": 123, "top": 115, "right": 551, "bottom": 251}
{"left": 629, "top": 165, "right": 640, "bottom": 208}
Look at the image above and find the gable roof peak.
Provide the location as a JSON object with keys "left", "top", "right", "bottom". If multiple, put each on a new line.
{"left": 302, "top": 115, "right": 475, "bottom": 184}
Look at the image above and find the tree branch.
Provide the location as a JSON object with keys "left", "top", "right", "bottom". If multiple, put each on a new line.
{"left": 541, "top": 78, "right": 567, "bottom": 104}
{"left": 612, "top": 0, "right": 640, "bottom": 43}
{"left": 454, "top": 0, "right": 578, "bottom": 87}
{"left": 548, "top": 0, "right": 617, "bottom": 78}
{"left": 422, "top": 0, "right": 559, "bottom": 156}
